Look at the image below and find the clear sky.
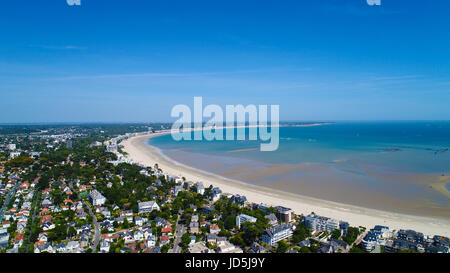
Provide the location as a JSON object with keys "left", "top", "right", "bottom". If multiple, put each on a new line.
{"left": 1, "top": 0, "right": 449, "bottom": 123}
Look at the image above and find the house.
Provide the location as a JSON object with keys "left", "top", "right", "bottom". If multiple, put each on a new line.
{"left": 209, "top": 224, "right": 221, "bottom": 234}
{"left": 216, "top": 241, "right": 243, "bottom": 253}
{"left": 188, "top": 241, "right": 212, "bottom": 253}
{"left": 89, "top": 190, "right": 106, "bottom": 206}
{"left": 320, "top": 243, "right": 337, "bottom": 253}
{"left": 134, "top": 230, "right": 144, "bottom": 241}
{"left": 146, "top": 235, "right": 156, "bottom": 248}
{"left": 174, "top": 185, "right": 184, "bottom": 196}
{"left": 38, "top": 232, "right": 48, "bottom": 242}
{"left": 236, "top": 214, "right": 257, "bottom": 229}
{"left": 42, "top": 221, "right": 55, "bottom": 231}
{"left": 195, "top": 182, "right": 205, "bottom": 195}
{"left": 298, "top": 239, "right": 311, "bottom": 248}
{"left": 134, "top": 216, "right": 145, "bottom": 226}
{"left": 161, "top": 226, "right": 173, "bottom": 235}
{"left": 262, "top": 224, "right": 293, "bottom": 246}
{"left": 265, "top": 213, "right": 278, "bottom": 226}
{"left": 207, "top": 233, "right": 217, "bottom": 244}
{"left": 34, "top": 242, "right": 54, "bottom": 253}
{"left": 56, "top": 243, "right": 67, "bottom": 253}
{"left": 100, "top": 239, "right": 111, "bottom": 253}
{"left": 141, "top": 227, "right": 152, "bottom": 239}
{"left": 330, "top": 239, "right": 349, "bottom": 251}
{"left": 210, "top": 187, "right": 222, "bottom": 201}
{"left": 339, "top": 221, "right": 350, "bottom": 236}
{"left": 190, "top": 235, "right": 197, "bottom": 245}
{"left": 160, "top": 235, "right": 170, "bottom": 245}
{"left": 66, "top": 241, "right": 80, "bottom": 253}
{"left": 248, "top": 242, "right": 269, "bottom": 253}
{"left": 14, "top": 234, "right": 24, "bottom": 248}
{"left": 138, "top": 201, "right": 160, "bottom": 214}
{"left": 189, "top": 222, "right": 200, "bottom": 234}
{"left": 102, "top": 233, "right": 118, "bottom": 243}
{"left": 230, "top": 194, "right": 247, "bottom": 207}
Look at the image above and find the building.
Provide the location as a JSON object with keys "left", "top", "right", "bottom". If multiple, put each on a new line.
{"left": 188, "top": 241, "right": 212, "bottom": 253}
{"left": 138, "top": 201, "right": 160, "bottom": 214}
{"left": 339, "top": 221, "right": 350, "bottom": 236}
{"left": 276, "top": 206, "right": 295, "bottom": 223}
{"left": 7, "top": 144, "right": 16, "bottom": 151}
{"left": 236, "top": 214, "right": 257, "bottom": 229}
{"left": 265, "top": 213, "right": 278, "bottom": 226}
{"left": 303, "top": 214, "right": 339, "bottom": 232}
{"left": 89, "top": 190, "right": 106, "bottom": 206}
{"left": 361, "top": 230, "right": 380, "bottom": 252}
{"left": 262, "top": 224, "right": 293, "bottom": 246}
{"left": 0, "top": 228, "right": 9, "bottom": 248}
{"left": 230, "top": 194, "right": 247, "bottom": 207}
{"left": 397, "top": 229, "right": 424, "bottom": 245}
{"left": 195, "top": 182, "right": 205, "bottom": 195}
{"left": 216, "top": 241, "right": 243, "bottom": 253}
{"left": 9, "top": 152, "right": 21, "bottom": 158}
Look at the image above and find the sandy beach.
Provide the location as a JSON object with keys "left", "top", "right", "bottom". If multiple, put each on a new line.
{"left": 122, "top": 132, "right": 450, "bottom": 237}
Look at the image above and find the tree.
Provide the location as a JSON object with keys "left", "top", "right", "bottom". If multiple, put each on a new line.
{"left": 299, "top": 246, "right": 312, "bottom": 253}
{"left": 343, "top": 227, "right": 359, "bottom": 244}
{"left": 224, "top": 215, "right": 236, "bottom": 230}
{"left": 123, "top": 218, "right": 130, "bottom": 229}
{"left": 331, "top": 229, "right": 341, "bottom": 240}
{"left": 241, "top": 222, "right": 263, "bottom": 246}
{"left": 292, "top": 223, "right": 311, "bottom": 244}
{"left": 277, "top": 241, "right": 289, "bottom": 253}
{"left": 181, "top": 233, "right": 191, "bottom": 248}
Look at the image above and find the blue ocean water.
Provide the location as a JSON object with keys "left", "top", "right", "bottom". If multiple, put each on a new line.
{"left": 150, "top": 121, "right": 450, "bottom": 174}
{"left": 149, "top": 121, "right": 450, "bottom": 217}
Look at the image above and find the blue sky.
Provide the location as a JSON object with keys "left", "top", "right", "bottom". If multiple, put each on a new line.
{"left": 1, "top": 0, "right": 449, "bottom": 123}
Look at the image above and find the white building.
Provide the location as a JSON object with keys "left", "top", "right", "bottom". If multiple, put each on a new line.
{"left": 9, "top": 152, "right": 21, "bottom": 159}
{"left": 303, "top": 214, "right": 339, "bottom": 232}
{"left": 195, "top": 182, "right": 205, "bottom": 195}
{"left": 236, "top": 214, "right": 258, "bottom": 229}
{"left": 262, "top": 224, "right": 293, "bottom": 246}
{"left": 7, "top": 144, "right": 16, "bottom": 151}
{"left": 138, "top": 201, "right": 160, "bottom": 214}
{"left": 216, "top": 241, "right": 243, "bottom": 253}
{"left": 89, "top": 190, "right": 106, "bottom": 206}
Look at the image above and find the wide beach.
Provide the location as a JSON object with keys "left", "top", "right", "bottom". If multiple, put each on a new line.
{"left": 122, "top": 132, "right": 450, "bottom": 236}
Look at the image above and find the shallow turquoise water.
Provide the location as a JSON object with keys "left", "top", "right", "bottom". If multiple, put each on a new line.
{"left": 149, "top": 121, "right": 450, "bottom": 216}
{"left": 150, "top": 121, "right": 450, "bottom": 174}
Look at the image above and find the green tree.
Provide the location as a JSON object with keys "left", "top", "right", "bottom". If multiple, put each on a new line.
{"left": 331, "top": 229, "right": 341, "bottom": 240}
{"left": 277, "top": 241, "right": 289, "bottom": 253}
{"left": 181, "top": 233, "right": 191, "bottom": 248}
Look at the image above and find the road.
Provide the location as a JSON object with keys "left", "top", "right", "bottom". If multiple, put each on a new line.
{"left": 0, "top": 183, "right": 19, "bottom": 223}
{"left": 69, "top": 181, "right": 100, "bottom": 253}
{"left": 26, "top": 190, "right": 41, "bottom": 250}
{"left": 84, "top": 200, "right": 101, "bottom": 252}
{"left": 169, "top": 210, "right": 185, "bottom": 253}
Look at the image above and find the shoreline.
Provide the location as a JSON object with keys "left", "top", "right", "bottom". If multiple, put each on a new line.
{"left": 122, "top": 132, "right": 450, "bottom": 237}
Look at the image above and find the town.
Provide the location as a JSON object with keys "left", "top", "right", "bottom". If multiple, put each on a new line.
{"left": 0, "top": 124, "right": 448, "bottom": 254}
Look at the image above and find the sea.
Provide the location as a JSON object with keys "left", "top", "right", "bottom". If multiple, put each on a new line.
{"left": 149, "top": 121, "right": 450, "bottom": 218}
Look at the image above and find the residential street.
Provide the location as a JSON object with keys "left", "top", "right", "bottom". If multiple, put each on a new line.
{"left": 169, "top": 210, "right": 185, "bottom": 253}
{"left": 84, "top": 200, "right": 100, "bottom": 253}
{"left": 69, "top": 181, "right": 100, "bottom": 253}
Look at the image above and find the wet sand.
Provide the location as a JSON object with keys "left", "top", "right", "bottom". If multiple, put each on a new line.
{"left": 122, "top": 132, "right": 450, "bottom": 236}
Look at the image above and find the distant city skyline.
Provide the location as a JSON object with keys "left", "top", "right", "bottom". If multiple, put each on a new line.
{"left": 1, "top": 0, "right": 449, "bottom": 123}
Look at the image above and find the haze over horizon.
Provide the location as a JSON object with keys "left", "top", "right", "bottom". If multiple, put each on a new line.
{"left": 1, "top": 0, "right": 450, "bottom": 123}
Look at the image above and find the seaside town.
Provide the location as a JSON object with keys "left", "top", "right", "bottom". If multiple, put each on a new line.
{"left": 0, "top": 124, "right": 448, "bottom": 254}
